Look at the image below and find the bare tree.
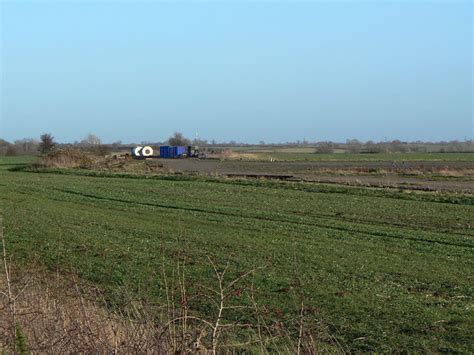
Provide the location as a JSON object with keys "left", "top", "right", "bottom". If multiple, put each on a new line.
{"left": 79, "top": 134, "right": 110, "bottom": 156}
{"left": 39, "top": 133, "right": 56, "bottom": 154}
{"left": 14, "top": 139, "right": 39, "bottom": 155}
{"left": 168, "top": 132, "right": 190, "bottom": 146}
{"left": 81, "top": 134, "right": 102, "bottom": 146}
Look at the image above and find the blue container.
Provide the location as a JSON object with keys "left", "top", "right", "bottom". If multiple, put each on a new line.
{"left": 160, "top": 146, "right": 170, "bottom": 158}
{"left": 176, "top": 146, "right": 186, "bottom": 156}
{"left": 160, "top": 146, "right": 187, "bottom": 158}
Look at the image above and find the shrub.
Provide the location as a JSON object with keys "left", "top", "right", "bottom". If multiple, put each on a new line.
{"left": 5, "top": 146, "right": 18, "bottom": 156}
{"left": 314, "top": 145, "right": 334, "bottom": 154}
{"left": 39, "top": 149, "right": 94, "bottom": 169}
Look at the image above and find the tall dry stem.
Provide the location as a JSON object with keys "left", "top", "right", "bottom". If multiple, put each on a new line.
{"left": 1, "top": 216, "right": 17, "bottom": 352}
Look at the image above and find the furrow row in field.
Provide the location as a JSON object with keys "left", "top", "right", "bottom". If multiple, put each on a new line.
{"left": 16, "top": 184, "right": 471, "bottom": 251}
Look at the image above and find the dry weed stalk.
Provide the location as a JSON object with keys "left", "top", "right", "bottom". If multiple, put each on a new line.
{"left": 158, "top": 255, "right": 266, "bottom": 353}
{"left": 0, "top": 216, "right": 17, "bottom": 352}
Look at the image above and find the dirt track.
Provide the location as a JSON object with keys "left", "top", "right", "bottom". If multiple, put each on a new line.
{"left": 154, "top": 159, "right": 474, "bottom": 193}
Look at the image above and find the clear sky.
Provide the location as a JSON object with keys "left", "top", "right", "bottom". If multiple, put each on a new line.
{"left": 1, "top": 0, "right": 472, "bottom": 143}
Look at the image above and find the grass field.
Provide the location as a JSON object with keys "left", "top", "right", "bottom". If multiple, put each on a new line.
{"left": 0, "top": 155, "right": 473, "bottom": 352}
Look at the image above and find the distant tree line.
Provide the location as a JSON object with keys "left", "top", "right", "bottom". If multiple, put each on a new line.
{"left": 321, "top": 139, "right": 474, "bottom": 154}
{"left": 0, "top": 133, "right": 472, "bottom": 156}
{"left": 0, "top": 138, "right": 40, "bottom": 156}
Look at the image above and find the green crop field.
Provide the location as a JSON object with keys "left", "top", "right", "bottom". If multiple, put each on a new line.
{"left": 0, "top": 156, "right": 473, "bottom": 352}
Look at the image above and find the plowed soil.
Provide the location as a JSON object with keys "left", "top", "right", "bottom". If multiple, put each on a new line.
{"left": 156, "top": 159, "right": 474, "bottom": 193}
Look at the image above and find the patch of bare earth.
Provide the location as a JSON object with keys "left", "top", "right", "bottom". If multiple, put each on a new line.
{"left": 157, "top": 159, "right": 474, "bottom": 193}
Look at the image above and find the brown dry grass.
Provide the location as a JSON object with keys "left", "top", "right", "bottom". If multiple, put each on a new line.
{"left": 0, "top": 273, "right": 167, "bottom": 353}
{"left": 431, "top": 168, "right": 474, "bottom": 177}
{"left": 217, "top": 150, "right": 261, "bottom": 161}
{"left": 38, "top": 150, "right": 169, "bottom": 174}
{"left": 39, "top": 149, "right": 96, "bottom": 169}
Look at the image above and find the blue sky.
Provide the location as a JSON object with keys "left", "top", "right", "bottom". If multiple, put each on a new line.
{"left": 1, "top": 0, "right": 472, "bottom": 143}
